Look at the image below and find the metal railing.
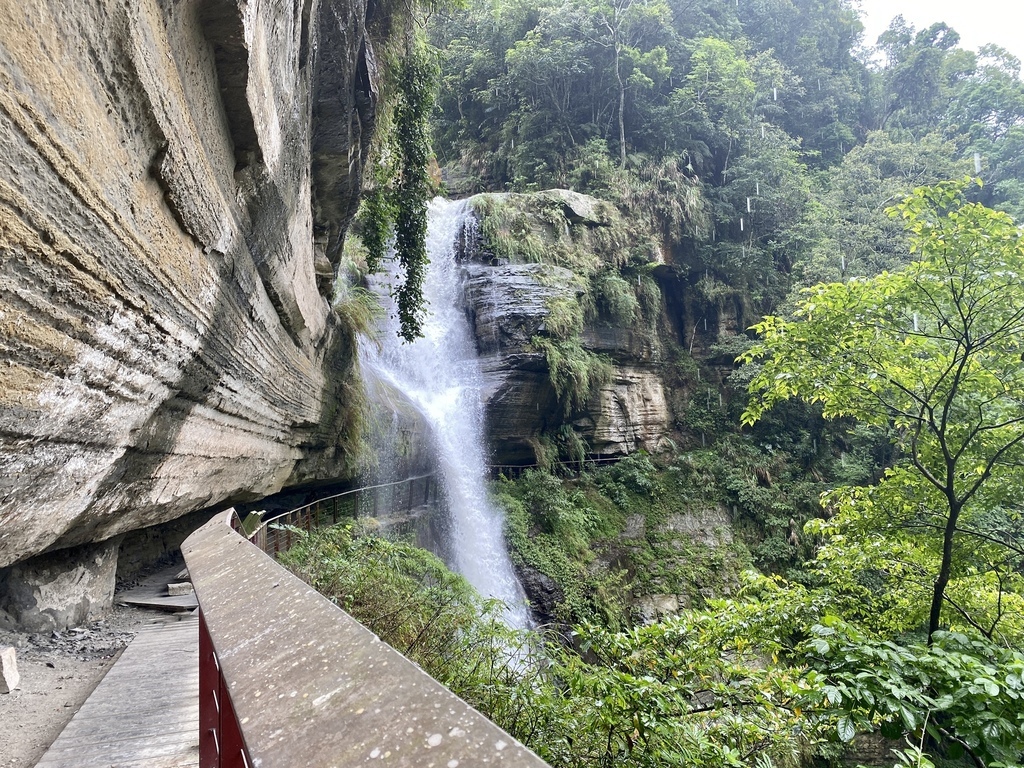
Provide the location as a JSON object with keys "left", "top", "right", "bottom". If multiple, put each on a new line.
{"left": 488, "top": 455, "right": 624, "bottom": 476}
{"left": 235, "top": 473, "right": 437, "bottom": 555}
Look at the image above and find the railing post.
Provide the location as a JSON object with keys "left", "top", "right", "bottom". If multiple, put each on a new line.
{"left": 246, "top": 472, "right": 438, "bottom": 559}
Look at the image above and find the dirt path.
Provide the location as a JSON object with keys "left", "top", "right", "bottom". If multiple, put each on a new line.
{"left": 0, "top": 605, "right": 166, "bottom": 768}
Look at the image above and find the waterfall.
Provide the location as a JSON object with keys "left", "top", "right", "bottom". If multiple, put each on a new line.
{"left": 359, "top": 198, "right": 531, "bottom": 629}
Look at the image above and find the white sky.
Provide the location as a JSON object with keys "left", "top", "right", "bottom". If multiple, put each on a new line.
{"left": 855, "top": 0, "right": 1024, "bottom": 66}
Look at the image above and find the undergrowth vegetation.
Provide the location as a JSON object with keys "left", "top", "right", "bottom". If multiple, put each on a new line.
{"left": 492, "top": 444, "right": 836, "bottom": 629}
{"left": 278, "top": 526, "right": 829, "bottom": 768}
{"left": 281, "top": 523, "right": 1024, "bottom": 768}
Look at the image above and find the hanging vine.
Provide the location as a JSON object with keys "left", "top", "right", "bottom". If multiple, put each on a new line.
{"left": 391, "top": 44, "right": 436, "bottom": 341}
{"left": 358, "top": 39, "right": 438, "bottom": 342}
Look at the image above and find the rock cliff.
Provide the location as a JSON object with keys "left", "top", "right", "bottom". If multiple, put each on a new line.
{"left": 457, "top": 191, "right": 674, "bottom": 465}
{"left": 0, "top": 0, "right": 381, "bottom": 573}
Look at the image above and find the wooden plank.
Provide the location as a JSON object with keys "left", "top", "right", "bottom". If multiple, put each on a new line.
{"left": 36, "top": 617, "right": 199, "bottom": 768}
{"left": 117, "top": 595, "right": 199, "bottom": 610}
{"left": 37, "top": 747, "right": 199, "bottom": 765}
{"left": 38, "top": 757, "right": 198, "bottom": 768}
{"left": 38, "top": 728, "right": 202, "bottom": 755}
{"left": 58, "top": 709, "right": 198, "bottom": 732}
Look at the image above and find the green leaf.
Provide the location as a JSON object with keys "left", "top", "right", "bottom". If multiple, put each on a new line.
{"left": 837, "top": 716, "right": 856, "bottom": 742}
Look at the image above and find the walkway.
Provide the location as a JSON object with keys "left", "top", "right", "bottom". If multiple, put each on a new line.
{"left": 35, "top": 615, "right": 199, "bottom": 768}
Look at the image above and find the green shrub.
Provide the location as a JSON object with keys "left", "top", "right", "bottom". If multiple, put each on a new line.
{"left": 544, "top": 296, "right": 585, "bottom": 340}
{"left": 593, "top": 271, "right": 639, "bottom": 325}
{"left": 531, "top": 336, "right": 612, "bottom": 416}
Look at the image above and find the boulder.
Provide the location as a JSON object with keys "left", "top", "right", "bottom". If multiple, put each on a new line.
{"left": 0, "top": 646, "right": 18, "bottom": 693}
{"left": 0, "top": 538, "right": 120, "bottom": 633}
{"left": 537, "top": 189, "right": 604, "bottom": 225}
{"left": 637, "top": 594, "right": 681, "bottom": 624}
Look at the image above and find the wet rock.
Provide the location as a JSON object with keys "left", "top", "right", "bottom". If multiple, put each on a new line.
{"left": 458, "top": 198, "right": 672, "bottom": 462}
{"left": 515, "top": 564, "right": 564, "bottom": 628}
{"left": 463, "top": 263, "right": 581, "bottom": 356}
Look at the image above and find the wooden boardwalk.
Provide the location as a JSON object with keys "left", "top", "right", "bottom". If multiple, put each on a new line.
{"left": 36, "top": 616, "right": 200, "bottom": 768}
{"left": 116, "top": 564, "right": 199, "bottom": 612}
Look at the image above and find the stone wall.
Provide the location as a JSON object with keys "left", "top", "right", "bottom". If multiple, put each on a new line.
{"left": 0, "top": 0, "right": 380, "bottom": 569}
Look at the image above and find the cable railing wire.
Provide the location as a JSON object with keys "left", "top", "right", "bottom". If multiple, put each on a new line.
{"left": 235, "top": 473, "right": 438, "bottom": 555}
{"left": 234, "top": 455, "right": 624, "bottom": 554}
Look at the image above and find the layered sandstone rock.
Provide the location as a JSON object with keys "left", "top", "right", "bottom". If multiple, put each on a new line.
{"left": 0, "top": 0, "right": 379, "bottom": 568}
{"left": 457, "top": 192, "right": 673, "bottom": 464}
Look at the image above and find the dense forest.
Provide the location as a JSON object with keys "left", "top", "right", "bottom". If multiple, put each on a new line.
{"left": 293, "top": 1, "right": 1024, "bottom": 767}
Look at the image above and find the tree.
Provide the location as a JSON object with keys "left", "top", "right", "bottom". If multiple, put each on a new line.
{"left": 943, "top": 45, "right": 1024, "bottom": 220}
{"left": 875, "top": 19, "right": 967, "bottom": 134}
{"left": 583, "top": 0, "right": 674, "bottom": 168}
{"left": 737, "top": 0, "right": 868, "bottom": 165}
{"left": 741, "top": 180, "right": 1024, "bottom": 643}
{"left": 794, "top": 130, "right": 973, "bottom": 287}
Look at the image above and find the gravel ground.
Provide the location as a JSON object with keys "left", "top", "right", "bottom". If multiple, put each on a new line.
{"left": 0, "top": 604, "right": 182, "bottom": 768}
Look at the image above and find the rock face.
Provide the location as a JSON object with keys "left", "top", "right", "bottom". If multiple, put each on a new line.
{"left": 582, "top": 366, "right": 671, "bottom": 456}
{"left": 462, "top": 262, "right": 575, "bottom": 464}
{"left": 457, "top": 192, "right": 673, "bottom": 464}
{"left": 0, "top": 538, "right": 121, "bottom": 633}
{"left": 0, "top": 0, "right": 381, "bottom": 569}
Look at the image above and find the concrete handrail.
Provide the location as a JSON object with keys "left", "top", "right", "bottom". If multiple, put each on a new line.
{"left": 183, "top": 511, "right": 550, "bottom": 767}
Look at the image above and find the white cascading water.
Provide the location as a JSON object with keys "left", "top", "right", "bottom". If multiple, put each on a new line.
{"left": 360, "top": 198, "right": 531, "bottom": 629}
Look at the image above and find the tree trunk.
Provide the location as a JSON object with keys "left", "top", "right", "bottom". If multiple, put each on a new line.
{"left": 927, "top": 498, "right": 961, "bottom": 643}
{"left": 615, "top": 42, "right": 626, "bottom": 169}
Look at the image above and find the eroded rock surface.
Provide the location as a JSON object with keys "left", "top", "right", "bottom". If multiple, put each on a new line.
{"left": 462, "top": 262, "right": 574, "bottom": 464}
{"left": 0, "top": 0, "right": 380, "bottom": 568}
{"left": 458, "top": 191, "right": 672, "bottom": 464}
{"left": 581, "top": 366, "right": 671, "bottom": 457}
{"left": 0, "top": 538, "right": 121, "bottom": 633}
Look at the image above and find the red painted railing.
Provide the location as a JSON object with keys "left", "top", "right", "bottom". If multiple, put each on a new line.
{"left": 198, "top": 611, "right": 251, "bottom": 768}
{"left": 201, "top": 474, "right": 435, "bottom": 767}
{"left": 183, "top": 511, "right": 549, "bottom": 768}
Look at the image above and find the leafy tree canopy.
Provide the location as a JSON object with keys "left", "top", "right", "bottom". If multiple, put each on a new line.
{"left": 742, "top": 180, "right": 1024, "bottom": 643}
